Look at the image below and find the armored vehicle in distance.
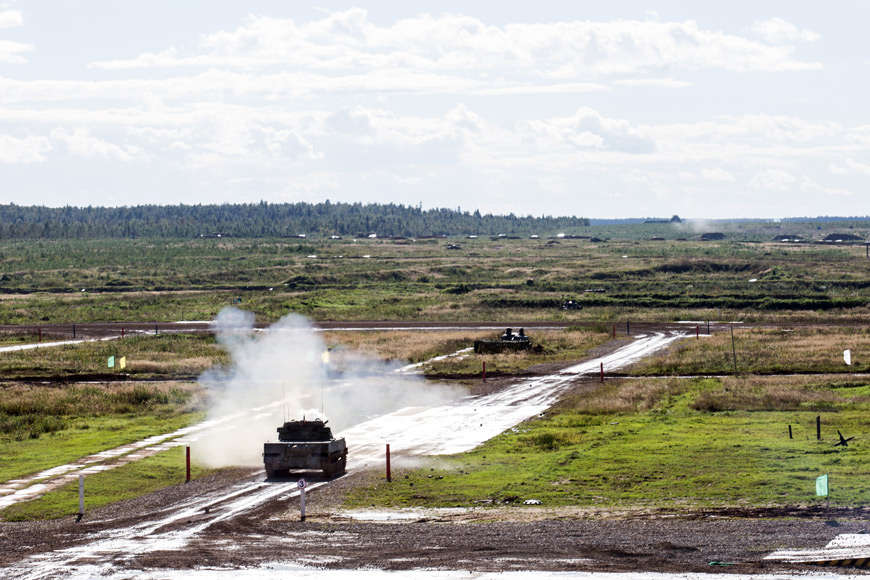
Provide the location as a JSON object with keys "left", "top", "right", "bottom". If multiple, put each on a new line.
{"left": 263, "top": 418, "right": 347, "bottom": 478}
{"left": 473, "top": 327, "right": 532, "bottom": 354}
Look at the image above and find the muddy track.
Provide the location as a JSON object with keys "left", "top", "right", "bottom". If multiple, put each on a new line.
{"left": 0, "top": 332, "right": 709, "bottom": 577}
{"left": 2, "top": 319, "right": 868, "bottom": 341}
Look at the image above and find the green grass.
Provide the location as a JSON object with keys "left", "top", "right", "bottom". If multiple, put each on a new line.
{"left": 0, "top": 412, "right": 203, "bottom": 483}
{"left": 632, "top": 327, "right": 870, "bottom": 375}
{"left": 0, "top": 235, "right": 866, "bottom": 325}
{"left": 1, "top": 445, "right": 216, "bottom": 521}
{"left": 0, "top": 333, "right": 227, "bottom": 379}
{"left": 346, "top": 377, "right": 870, "bottom": 509}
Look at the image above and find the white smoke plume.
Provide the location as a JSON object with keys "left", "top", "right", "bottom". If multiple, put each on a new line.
{"left": 192, "top": 307, "right": 466, "bottom": 468}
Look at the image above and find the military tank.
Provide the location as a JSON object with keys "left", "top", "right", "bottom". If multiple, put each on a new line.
{"left": 473, "top": 327, "right": 532, "bottom": 354}
{"left": 263, "top": 418, "right": 347, "bottom": 478}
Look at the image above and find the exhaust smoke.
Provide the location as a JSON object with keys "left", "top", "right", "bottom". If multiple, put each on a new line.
{"left": 192, "top": 308, "right": 465, "bottom": 468}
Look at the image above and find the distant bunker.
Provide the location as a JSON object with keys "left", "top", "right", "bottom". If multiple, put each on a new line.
{"left": 474, "top": 327, "right": 533, "bottom": 354}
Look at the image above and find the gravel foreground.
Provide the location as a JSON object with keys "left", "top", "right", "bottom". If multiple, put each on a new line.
{"left": 1, "top": 468, "right": 869, "bottom": 576}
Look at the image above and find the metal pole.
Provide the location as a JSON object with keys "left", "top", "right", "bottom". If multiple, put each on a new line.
{"left": 386, "top": 443, "right": 391, "bottom": 482}
{"left": 186, "top": 446, "right": 191, "bottom": 483}
{"left": 78, "top": 475, "right": 84, "bottom": 518}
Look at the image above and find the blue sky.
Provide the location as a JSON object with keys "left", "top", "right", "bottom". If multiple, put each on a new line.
{"left": 1, "top": 1, "right": 868, "bottom": 217}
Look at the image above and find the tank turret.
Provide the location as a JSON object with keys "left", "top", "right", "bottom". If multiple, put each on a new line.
{"left": 277, "top": 418, "right": 333, "bottom": 442}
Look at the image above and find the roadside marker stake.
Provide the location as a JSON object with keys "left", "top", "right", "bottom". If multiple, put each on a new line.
{"left": 298, "top": 479, "right": 306, "bottom": 521}
{"left": 386, "top": 443, "right": 392, "bottom": 482}
{"left": 696, "top": 325, "right": 699, "bottom": 339}
{"left": 600, "top": 362, "right": 604, "bottom": 383}
{"left": 482, "top": 361, "right": 486, "bottom": 382}
{"left": 185, "top": 446, "right": 191, "bottom": 483}
{"left": 788, "top": 424, "right": 793, "bottom": 439}
{"left": 817, "top": 415, "right": 821, "bottom": 441}
{"left": 38, "top": 327, "right": 42, "bottom": 342}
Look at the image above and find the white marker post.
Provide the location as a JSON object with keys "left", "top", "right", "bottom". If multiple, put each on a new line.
{"left": 298, "top": 479, "right": 306, "bottom": 521}
{"left": 77, "top": 474, "right": 84, "bottom": 520}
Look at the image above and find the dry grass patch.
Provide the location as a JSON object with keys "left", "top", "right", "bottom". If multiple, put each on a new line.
{"left": 634, "top": 326, "right": 870, "bottom": 375}
{"left": 558, "top": 379, "right": 691, "bottom": 414}
{"left": 324, "top": 330, "right": 483, "bottom": 363}
{"left": 691, "top": 374, "right": 870, "bottom": 412}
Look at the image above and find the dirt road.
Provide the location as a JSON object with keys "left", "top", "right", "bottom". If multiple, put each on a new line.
{"left": 0, "top": 332, "right": 727, "bottom": 578}
{"left": 2, "top": 328, "right": 867, "bottom": 578}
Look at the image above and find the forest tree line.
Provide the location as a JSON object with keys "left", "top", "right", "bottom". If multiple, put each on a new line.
{"left": 0, "top": 202, "right": 590, "bottom": 239}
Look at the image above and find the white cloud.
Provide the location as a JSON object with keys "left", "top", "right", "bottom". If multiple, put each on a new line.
{"left": 50, "top": 128, "right": 140, "bottom": 161}
{"left": 749, "top": 168, "right": 797, "bottom": 191}
{"left": 521, "top": 108, "right": 656, "bottom": 154}
{"left": 0, "top": 39, "right": 31, "bottom": 63}
{"left": 0, "top": 134, "right": 51, "bottom": 163}
{"left": 91, "top": 11, "right": 822, "bottom": 76}
{"left": 613, "top": 78, "right": 692, "bottom": 88}
{"left": 751, "top": 17, "right": 820, "bottom": 44}
{"left": 830, "top": 158, "right": 870, "bottom": 176}
{"left": 0, "top": 9, "right": 22, "bottom": 29}
{"left": 701, "top": 168, "right": 736, "bottom": 182}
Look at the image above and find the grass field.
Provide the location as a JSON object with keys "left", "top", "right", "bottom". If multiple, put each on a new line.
{"left": 0, "top": 234, "right": 866, "bottom": 325}
{"left": 0, "top": 445, "right": 215, "bottom": 521}
{"left": 325, "top": 328, "right": 611, "bottom": 376}
{"left": 0, "top": 334, "right": 228, "bottom": 380}
{"left": 347, "top": 375, "right": 870, "bottom": 509}
{"left": 0, "top": 227, "right": 866, "bottom": 519}
{"left": 631, "top": 327, "right": 869, "bottom": 375}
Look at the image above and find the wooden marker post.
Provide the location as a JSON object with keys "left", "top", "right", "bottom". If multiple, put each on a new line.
{"left": 386, "top": 443, "right": 392, "bottom": 482}
{"left": 298, "top": 479, "right": 306, "bottom": 521}
{"left": 600, "top": 362, "right": 604, "bottom": 383}
{"left": 816, "top": 415, "right": 821, "bottom": 441}
{"left": 788, "top": 425, "right": 793, "bottom": 439}
{"left": 72, "top": 324, "right": 76, "bottom": 339}
{"left": 186, "top": 446, "right": 191, "bottom": 483}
